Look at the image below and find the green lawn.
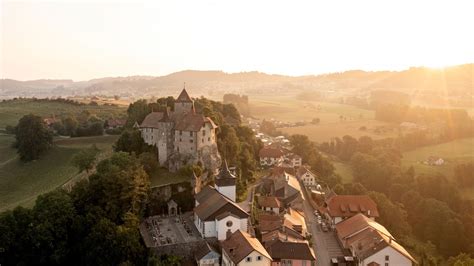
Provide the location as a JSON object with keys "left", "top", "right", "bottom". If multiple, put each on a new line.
{"left": 401, "top": 138, "right": 474, "bottom": 178}
{"left": 149, "top": 167, "right": 190, "bottom": 187}
{"left": 0, "top": 135, "right": 118, "bottom": 212}
{"left": 0, "top": 99, "right": 126, "bottom": 128}
{"left": 333, "top": 161, "right": 353, "bottom": 184}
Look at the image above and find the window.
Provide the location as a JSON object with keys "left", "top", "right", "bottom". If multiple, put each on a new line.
{"left": 246, "top": 257, "right": 252, "bottom": 262}
{"left": 208, "top": 137, "right": 211, "bottom": 141}
{"left": 190, "top": 131, "right": 193, "bottom": 136}
{"left": 202, "top": 138, "right": 204, "bottom": 143}
{"left": 226, "top": 220, "right": 233, "bottom": 227}
{"left": 202, "top": 130, "right": 206, "bottom": 136}
{"left": 179, "top": 138, "right": 182, "bottom": 142}
{"left": 256, "top": 256, "right": 262, "bottom": 261}
{"left": 385, "top": 264, "right": 389, "bottom": 266}
{"left": 190, "top": 139, "right": 193, "bottom": 143}
{"left": 385, "top": 255, "right": 390, "bottom": 261}
{"left": 179, "top": 130, "right": 182, "bottom": 136}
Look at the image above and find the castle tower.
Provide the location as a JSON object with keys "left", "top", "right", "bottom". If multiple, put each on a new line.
{"left": 156, "top": 107, "right": 174, "bottom": 165}
{"left": 174, "top": 87, "right": 194, "bottom": 115}
{"left": 215, "top": 160, "right": 236, "bottom": 202}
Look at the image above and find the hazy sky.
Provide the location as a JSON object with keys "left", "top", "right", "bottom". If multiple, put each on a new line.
{"left": 1, "top": 0, "right": 474, "bottom": 81}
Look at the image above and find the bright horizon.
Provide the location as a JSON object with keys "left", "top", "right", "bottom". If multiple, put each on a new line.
{"left": 1, "top": 0, "right": 474, "bottom": 81}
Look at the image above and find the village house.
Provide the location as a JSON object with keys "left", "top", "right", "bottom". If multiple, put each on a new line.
{"left": 285, "top": 153, "right": 302, "bottom": 167}
{"left": 257, "top": 211, "right": 307, "bottom": 240}
{"left": 105, "top": 118, "right": 126, "bottom": 129}
{"left": 194, "top": 183, "right": 248, "bottom": 240}
{"left": 259, "top": 147, "right": 285, "bottom": 167}
{"left": 336, "top": 214, "right": 417, "bottom": 266}
{"left": 257, "top": 196, "right": 281, "bottom": 215}
{"left": 221, "top": 230, "right": 272, "bottom": 266}
{"left": 139, "top": 88, "right": 221, "bottom": 172}
{"left": 296, "top": 166, "right": 318, "bottom": 187}
{"left": 321, "top": 194, "right": 379, "bottom": 225}
{"left": 260, "top": 169, "right": 304, "bottom": 211}
{"left": 264, "top": 238, "right": 316, "bottom": 266}
{"left": 194, "top": 242, "right": 221, "bottom": 266}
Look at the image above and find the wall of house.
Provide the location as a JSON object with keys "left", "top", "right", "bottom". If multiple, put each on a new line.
{"left": 222, "top": 250, "right": 236, "bottom": 266}
{"left": 196, "top": 123, "right": 216, "bottom": 149}
{"left": 175, "top": 101, "right": 193, "bottom": 115}
{"left": 216, "top": 215, "right": 242, "bottom": 240}
{"left": 361, "top": 246, "right": 412, "bottom": 266}
{"left": 174, "top": 129, "right": 198, "bottom": 156}
{"left": 260, "top": 156, "right": 283, "bottom": 166}
{"left": 217, "top": 185, "right": 236, "bottom": 202}
{"left": 237, "top": 251, "right": 271, "bottom": 266}
{"left": 204, "top": 220, "right": 217, "bottom": 238}
{"left": 271, "top": 259, "right": 312, "bottom": 266}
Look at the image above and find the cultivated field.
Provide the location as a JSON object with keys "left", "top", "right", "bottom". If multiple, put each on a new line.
{"left": 249, "top": 95, "right": 396, "bottom": 143}
{"left": 0, "top": 135, "right": 118, "bottom": 212}
{"left": 0, "top": 99, "right": 126, "bottom": 128}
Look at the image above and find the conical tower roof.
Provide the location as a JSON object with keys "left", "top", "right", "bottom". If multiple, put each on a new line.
{"left": 176, "top": 88, "right": 193, "bottom": 103}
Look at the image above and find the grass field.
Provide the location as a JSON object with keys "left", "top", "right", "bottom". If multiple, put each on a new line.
{"left": 0, "top": 99, "right": 126, "bottom": 128}
{"left": 0, "top": 135, "right": 118, "bottom": 212}
{"left": 333, "top": 161, "right": 354, "bottom": 184}
{"left": 401, "top": 138, "right": 474, "bottom": 178}
{"left": 149, "top": 167, "right": 190, "bottom": 187}
{"left": 249, "top": 95, "right": 396, "bottom": 143}
{"left": 401, "top": 138, "right": 474, "bottom": 199}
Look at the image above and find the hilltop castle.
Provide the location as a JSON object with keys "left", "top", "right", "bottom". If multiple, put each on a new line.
{"left": 139, "top": 88, "right": 221, "bottom": 172}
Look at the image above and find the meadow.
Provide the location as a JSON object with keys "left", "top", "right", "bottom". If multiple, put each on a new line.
{"left": 0, "top": 134, "right": 118, "bottom": 212}
{"left": 249, "top": 95, "right": 396, "bottom": 143}
{"left": 401, "top": 138, "right": 474, "bottom": 178}
{"left": 0, "top": 98, "right": 126, "bottom": 128}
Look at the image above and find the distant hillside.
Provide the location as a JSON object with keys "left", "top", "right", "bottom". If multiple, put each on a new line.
{"left": 1, "top": 64, "right": 472, "bottom": 100}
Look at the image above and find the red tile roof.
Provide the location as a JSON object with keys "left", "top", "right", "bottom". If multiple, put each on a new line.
{"left": 259, "top": 147, "right": 284, "bottom": 158}
{"left": 258, "top": 196, "right": 281, "bottom": 208}
{"left": 325, "top": 195, "right": 379, "bottom": 218}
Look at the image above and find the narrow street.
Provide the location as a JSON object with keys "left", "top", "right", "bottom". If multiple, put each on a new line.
{"left": 302, "top": 187, "right": 344, "bottom": 266}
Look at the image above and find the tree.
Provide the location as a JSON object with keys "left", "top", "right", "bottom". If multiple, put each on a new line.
{"left": 72, "top": 146, "right": 100, "bottom": 174}
{"left": 139, "top": 152, "right": 159, "bottom": 175}
{"left": 126, "top": 99, "right": 151, "bottom": 127}
{"left": 15, "top": 114, "right": 53, "bottom": 161}
{"left": 447, "top": 253, "right": 474, "bottom": 266}
{"left": 115, "top": 129, "right": 152, "bottom": 155}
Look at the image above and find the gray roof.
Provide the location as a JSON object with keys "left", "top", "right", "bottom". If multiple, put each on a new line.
{"left": 215, "top": 161, "right": 236, "bottom": 187}
{"left": 140, "top": 112, "right": 164, "bottom": 128}
{"left": 194, "top": 186, "right": 248, "bottom": 221}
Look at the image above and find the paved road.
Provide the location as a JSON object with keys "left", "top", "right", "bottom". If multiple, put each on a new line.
{"left": 302, "top": 188, "right": 344, "bottom": 266}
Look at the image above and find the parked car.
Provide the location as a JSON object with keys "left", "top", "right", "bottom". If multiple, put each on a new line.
{"left": 321, "top": 224, "right": 328, "bottom": 232}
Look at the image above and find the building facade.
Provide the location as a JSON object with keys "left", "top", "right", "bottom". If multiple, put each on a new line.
{"left": 139, "top": 88, "right": 221, "bottom": 172}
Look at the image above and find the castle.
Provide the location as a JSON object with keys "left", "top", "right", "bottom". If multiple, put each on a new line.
{"left": 139, "top": 88, "right": 221, "bottom": 172}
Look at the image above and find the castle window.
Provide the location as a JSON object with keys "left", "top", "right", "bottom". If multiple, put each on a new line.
{"left": 179, "top": 130, "right": 182, "bottom": 136}
{"left": 190, "top": 139, "right": 193, "bottom": 143}
{"left": 202, "top": 130, "right": 206, "bottom": 136}
{"left": 190, "top": 131, "right": 193, "bottom": 136}
{"left": 180, "top": 138, "right": 182, "bottom": 142}
{"left": 208, "top": 137, "right": 210, "bottom": 141}
{"left": 202, "top": 139, "right": 204, "bottom": 143}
